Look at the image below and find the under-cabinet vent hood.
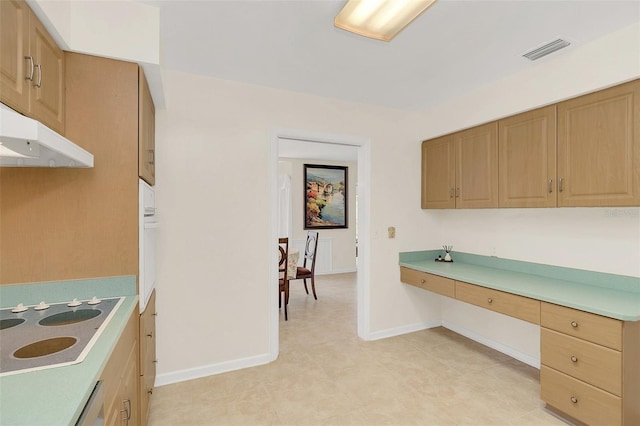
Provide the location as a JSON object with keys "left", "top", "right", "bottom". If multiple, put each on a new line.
{"left": 0, "top": 104, "right": 93, "bottom": 168}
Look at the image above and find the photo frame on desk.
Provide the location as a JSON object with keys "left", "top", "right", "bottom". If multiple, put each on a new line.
{"left": 304, "top": 164, "right": 348, "bottom": 229}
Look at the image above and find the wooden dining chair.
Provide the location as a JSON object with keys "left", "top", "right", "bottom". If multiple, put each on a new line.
{"left": 278, "top": 237, "right": 290, "bottom": 320}
{"left": 289, "top": 231, "right": 319, "bottom": 299}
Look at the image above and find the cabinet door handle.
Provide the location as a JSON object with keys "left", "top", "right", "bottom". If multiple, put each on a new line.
{"left": 570, "top": 396, "right": 578, "bottom": 404}
{"left": 570, "top": 355, "right": 578, "bottom": 363}
{"left": 33, "top": 64, "right": 42, "bottom": 88}
{"left": 120, "top": 399, "right": 131, "bottom": 423}
{"left": 570, "top": 321, "right": 578, "bottom": 328}
{"left": 548, "top": 179, "right": 553, "bottom": 193}
{"left": 455, "top": 187, "right": 460, "bottom": 198}
{"left": 148, "top": 387, "right": 154, "bottom": 395}
{"left": 153, "top": 312, "right": 158, "bottom": 317}
{"left": 147, "top": 332, "right": 153, "bottom": 338}
{"left": 420, "top": 279, "right": 426, "bottom": 284}
{"left": 148, "top": 149, "right": 155, "bottom": 165}
{"left": 24, "top": 56, "right": 34, "bottom": 81}
{"left": 449, "top": 188, "right": 454, "bottom": 199}
{"left": 487, "top": 297, "right": 493, "bottom": 304}
{"left": 558, "top": 178, "right": 564, "bottom": 193}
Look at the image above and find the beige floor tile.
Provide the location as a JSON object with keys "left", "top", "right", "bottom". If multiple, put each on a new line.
{"left": 150, "top": 273, "right": 567, "bottom": 426}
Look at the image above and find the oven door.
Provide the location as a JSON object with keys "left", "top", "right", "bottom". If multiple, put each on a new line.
{"left": 139, "top": 179, "right": 158, "bottom": 313}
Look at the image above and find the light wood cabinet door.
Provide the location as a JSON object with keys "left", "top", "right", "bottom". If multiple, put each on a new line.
{"left": 454, "top": 281, "right": 540, "bottom": 324}
{"left": 421, "top": 135, "right": 455, "bottom": 209}
{"left": 557, "top": 79, "right": 640, "bottom": 207}
{"left": 138, "top": 68, "right": 156, "bottom": 186}
{"left": 102, "top": 306, "right": 139, "bottom": 426}
{"left": 139, "top": 289, "right": 157, "bottom": 426}
{"left": 499, "top": 105, "right": 557, "bottom": 207}
{"left": 0, "top": 0, "right": 30, "bottom": 113}
{"left": 28, "top": 9, "right": 64, "bottom": 134}
{"left": 541, "top": 366, "right": 622, "bottom": 426}
{"left": 400, "top": 267, "right": 455, "bottom": 297}
{"left": 454, "top": 122, "right": 499, "bottom": 208}
{"left": 0, "top": 0, "right": 64, "bottom": 134}
{"left": 541, "top": 328, "right": 622, "bottom": 396}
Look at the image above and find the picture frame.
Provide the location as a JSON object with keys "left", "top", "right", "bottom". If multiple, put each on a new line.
{"left": 304, "top": 164, "right": 348, "bottom": 229}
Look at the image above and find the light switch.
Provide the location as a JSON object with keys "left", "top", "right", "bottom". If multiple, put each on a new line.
{"left": 388, "top": 227, "right": 396, "bottom": 238}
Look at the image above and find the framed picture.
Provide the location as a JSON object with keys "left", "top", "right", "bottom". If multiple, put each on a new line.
{"left": 304, "top": 164, "right": 348, "bottom": 229}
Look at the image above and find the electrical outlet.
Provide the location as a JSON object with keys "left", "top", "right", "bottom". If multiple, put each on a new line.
{"left": 388, "top": 227, "right": 396, "bottom": 238}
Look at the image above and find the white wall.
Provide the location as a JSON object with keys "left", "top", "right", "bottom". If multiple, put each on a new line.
{"left": 155, "top": 22, "right": 639, "bottom": 383}
{"left": 154, "top": 74, "right": 439, "bottom": 384}
{"left": 412, "top": 22, "right": 640, "bottom": 364}
{"left": 280, "top": 158, "right": 357, "bottom": 274}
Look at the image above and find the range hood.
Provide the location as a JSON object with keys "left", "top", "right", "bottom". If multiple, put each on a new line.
{"left": 0, "top": 104, "right": 94, "bottom": 168}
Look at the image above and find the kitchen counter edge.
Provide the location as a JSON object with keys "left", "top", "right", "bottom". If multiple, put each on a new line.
{"left": 399, "top": 250, "right": 640, "bottom": 322}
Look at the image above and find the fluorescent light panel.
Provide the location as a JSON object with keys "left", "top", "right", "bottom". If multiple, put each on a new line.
{"left": 335, "top": 0, "right": 437, "bottom": 42}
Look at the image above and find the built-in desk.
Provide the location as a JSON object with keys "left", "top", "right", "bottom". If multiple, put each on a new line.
{"left": 399, "top": 250, "right": 640, "bottom": 426}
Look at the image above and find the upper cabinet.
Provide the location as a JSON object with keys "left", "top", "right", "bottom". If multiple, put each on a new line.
{"left": 421, "top": 135, "right": 455, "bottom": 209}
{"left": 422, "top": 122, "right": 498, "bottom": 209}
{"left": 422, "top": 79, "right": 640, "bottom": 209}
{"left": 498, "top": 105, "right": 557, "bottom": 208}
{"left": 454, "top": 122, "right": 499, "bottom": 208}
{"left": 557, "top": 80, "right": 640, "bottom": 207}
{"left": 139, "top": 68, "right": 156, "bottom": 186}
{"left": 1, "top": 0, "right": 65, "bottom": 134}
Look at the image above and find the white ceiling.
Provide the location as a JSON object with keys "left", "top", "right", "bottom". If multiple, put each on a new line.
{"left": 141, "top": 0, "right": 639, "bottom": 160}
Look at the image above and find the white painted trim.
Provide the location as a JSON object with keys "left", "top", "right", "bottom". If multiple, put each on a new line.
{"left": 441, "top": 320, "right": 541, "bottom": 369}
{"left": 155, "top": 352, "right": 274, "bottom": 387}
{"left": 271, "top": 128, "right": 372, "bottom": 348}
{"left": 317, "top": 267, "right": 357, "bottom": 275}
{"left": 366, "top": 320, "right": 442, "bottom": 341}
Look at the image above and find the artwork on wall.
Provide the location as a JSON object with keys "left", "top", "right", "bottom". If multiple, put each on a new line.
{"left": 304, "top": 164, "right": 348, "bottom": 229}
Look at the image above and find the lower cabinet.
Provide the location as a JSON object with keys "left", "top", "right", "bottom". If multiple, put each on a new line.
{"left": 102, "top": 305, "right": 139, "bottom": 426}
{"left": 400, "top": 267, "right": 640, "bottom": 425}
{"left": 139, "top": 290, "right": 157, "bottom": 425}
{"left": 540, "top": 302, "right": 640, "bottom": 425}
{"left": 454, "top": 280, "right": 540, "bottom": 324}
{"left": 399, "top": 267, "right": 454, "bottom": 297}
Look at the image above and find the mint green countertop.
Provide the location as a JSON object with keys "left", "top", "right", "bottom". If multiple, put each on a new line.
{"left": 0, "top": 276, "right": 137, "bottom": 426}
{"left": 400, "top": 251, "right": 640, "bottom": 321}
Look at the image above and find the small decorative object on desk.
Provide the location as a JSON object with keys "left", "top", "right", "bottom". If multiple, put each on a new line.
{"left": 443, "top": 245, "right": 453, "bottom": 262}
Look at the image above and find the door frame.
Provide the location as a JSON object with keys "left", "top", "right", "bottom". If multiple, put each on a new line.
{"left": 269, "top": 128, "right": 372, "bottom": 358}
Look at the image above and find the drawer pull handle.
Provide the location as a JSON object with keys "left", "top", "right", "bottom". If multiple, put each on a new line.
{"left": 570, "top": 396, "right": 578, "bottom": 404}
{"left": 487, "top": 298, "right": 493, "bottom": 304}
{"left": 570, "top": 355, "right": 578, "bottom": 363}
{"left": 570, "top": 321, "right": 578, "bottom": 328}
{"left": 421, "top": 279, "right": 426, "bottom": 284}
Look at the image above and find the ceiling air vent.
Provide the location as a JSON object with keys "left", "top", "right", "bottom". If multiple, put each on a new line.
{"left": 523, "top": 38, "right": 570, "bottom": 61}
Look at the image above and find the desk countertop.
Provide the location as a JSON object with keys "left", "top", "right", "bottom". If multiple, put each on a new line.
{"left": 399, "top": 251, "right": 640, "bottom": 321}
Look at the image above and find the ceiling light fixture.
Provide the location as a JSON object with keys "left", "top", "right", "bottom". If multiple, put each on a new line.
{"left": 334, "top": 0, "right": 437, "bottom": 42}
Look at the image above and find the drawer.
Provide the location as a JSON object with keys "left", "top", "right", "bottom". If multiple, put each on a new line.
{"left": 454, "top": 281, "right": 540, "bottom": 324}
{"left": 400, "top": 267, "right": 455, "bottom": 298}
{"left": 541, "top": 328, "right": 622, "bottom": 396}
{"left": 541, "top": 366, "right": 621, "bottom": 426}
{"left": 541, "top": 302, "right": 622, "bottom": 350}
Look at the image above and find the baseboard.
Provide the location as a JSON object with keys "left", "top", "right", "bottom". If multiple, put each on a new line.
{"left": 155, "top": 351, "right": 275, "bottom": 387}
{"left": 441, "top": 320, "right": 540, "bottom": 369}
{"left": 364, "top": 319, "right": 442, "bottom": 341}
{"left": 316, "top": 267, "right": 357, "bottom": 276}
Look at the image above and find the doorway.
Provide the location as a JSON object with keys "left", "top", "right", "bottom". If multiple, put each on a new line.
{"left": 269, "top": 129, "right": 371, "bottom": 358}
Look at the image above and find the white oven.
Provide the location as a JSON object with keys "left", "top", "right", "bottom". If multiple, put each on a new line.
{"left": 139, "top": 179, "right": 158, "bottom": 313}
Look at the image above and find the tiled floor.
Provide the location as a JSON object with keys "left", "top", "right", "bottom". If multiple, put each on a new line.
{"left": 149, "top": 273, "right": 568, "bottom": 425}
